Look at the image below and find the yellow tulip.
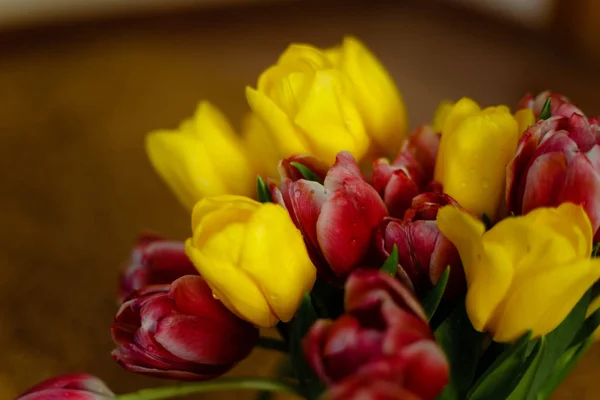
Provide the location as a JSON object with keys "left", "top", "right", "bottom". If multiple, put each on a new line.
{"left": 185, "top": 195, "right": 316, "bottom": 327}
{"left": 242, "top": 113, "right": 281, "bottom": 179}
{"left": 431, "top": 100, "right": 454, "bottom": 133}
{"left": 146, "top": 102, "right": 256, "bottom": 210}
{"left": 437, "top": 203, "right": 600, "bottom": 342}
{"left": 326, "top": 36, "right": 409, "bottom": 156}
{"left": 434, "top": 98, "right": 519, "bottom": 220}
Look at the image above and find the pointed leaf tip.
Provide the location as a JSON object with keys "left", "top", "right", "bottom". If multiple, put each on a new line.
{"left": 381, "top": 244, "right": 398, "bottom": 276}
{"left": 257, "top": 176, "right": 272, "bottom": 203}
{"left": 538, "top": 98, "right": 552, "bottom": 121}
{"left": 290, "top": 162, "right": 323, "bottom": 184}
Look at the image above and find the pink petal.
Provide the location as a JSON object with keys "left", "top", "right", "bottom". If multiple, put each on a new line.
{"left": 18, "top": 374, "right": 113, "bottom": 398}
{"left": 372, "top": 158, "right": 394, "bottom": 195}
{"left": 567, "top": 113, "right": 595, "bottom": 152}
{"left": 324, "top": 151, "right": 366, "bottom": 192}
{"left": 18, "top": 389, "right": 112, "bottom": 400}
{"left": 522, "top": 152, "right": 568, "bottom": 214}
{"left": 383, "top": 170, "right": 421, "bottom": 219}
{"left": 399, "top": 340, "right": 450, "bottom": 400}
{"left": 279, "top": 154, "right": 330, "bottom": 182}
{"left": 303, "top": 319, "right": 334, "bottom": 385}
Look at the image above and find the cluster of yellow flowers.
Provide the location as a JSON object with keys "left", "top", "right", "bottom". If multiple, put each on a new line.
{"left": 145, "top": 36, "right": 600, "bottom": 343}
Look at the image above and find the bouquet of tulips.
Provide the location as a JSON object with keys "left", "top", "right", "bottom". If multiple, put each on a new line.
{"left": 18, "top": 37, "right": 600, "bottom": 400}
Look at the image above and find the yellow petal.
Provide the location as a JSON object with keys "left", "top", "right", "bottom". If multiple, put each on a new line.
{"left": 185, "top": 241, "right": 277, "bottom": 327}
{"left": 431, "top": 100, "right": 453, "bottom": 133}
{"left": 246, "top": 86, "right": 311, "bottom": 158}
{"left": 438, "top": 111, "right": 518, "bottom": 219}
{"left": 514, "top": 108, "right": 535, "bottom": 137}
{"left": 491, "top": 258, "right": 600, "bottom": 342}
{"left": 242, "top": 113, "right": 281, "bottom": 179}
{"left": 193, "top": 103, "right": 256, "bottom": 197}
{"left": 294, "top": 70, "right": 368, "bottom": 164}
{"left": 434, "top": 97, "right": 481, "bottom": 182}
{"left": 240, "top": 203, "right": 316, "bottom": 322}
{"left": 145, "top": 131, "right": 227, "bottom": 210}
{"left": 335, "top": 36, "right": 408, "bottom": 154}
{"left": 191, "top": 195, "right": 260, "bottom": 231}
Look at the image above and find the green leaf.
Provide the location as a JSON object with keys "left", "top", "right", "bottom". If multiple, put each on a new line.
{"left": 435, "top": 303, "right": 484, "bottom": 400}
{"left": 422, "top": 267, "right": 450, "bottom": 321}
{"left": 289, "top": 293, "right": 325, "bottom": 400}
{"left": 536, "top": 336, "right": 595, "bottom": 400}
{"left": 506, "top": 338, "right": 546, "bottom": 400}
{"left": 256, "top": 176, "right": 272, "bottom": 203}
{"left": 537, "top": 98, "right": 552, "bottom": 121}
{"left": 290, "top": 162, "right": 323, "bottom": 184}
{"left": 521, "top": 291, "right": 590, "bottom": 399}
{"left": 467, "top": 331, "right": 533, "bottom": 400}
{"left": 592, "top": 242, "right": 600, "bottom": 257}
{"left": 380, "top": 245, "right": 398, "bottom": 276}
{"left": 568, "top": 307, "right": 600, "bottom": 350}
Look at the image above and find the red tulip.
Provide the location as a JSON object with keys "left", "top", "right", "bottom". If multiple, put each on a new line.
{"left": 118, "top": 233, "right": 198, "bottom": 302}
{"left": 518, "top": 91, "right": 586, "bottom": 120}
{"left": 507, "top": 113, "right": 600, "bottom": 240}
{"left": 16, "top": 373, "right": 113, "bottom": 400}
{"left": 324, "top": 372, "right": 421, "bottom": 400}
{"left": 278, "top": 154, "right": 330, "bottom": 183}
{"left": 272, "top": 151, "right": 387, "bottom": 283}
{"left": 375, "top": 192, "right": 465, "bottom": 300}
{"left": 303, "top": 270, "right": 449, "bottom": 400}
{"left": 372, "top": 126, "right": 440, "bottom": 218}
{"left": 111, "top": 275, "right": 258, "bottom": 380}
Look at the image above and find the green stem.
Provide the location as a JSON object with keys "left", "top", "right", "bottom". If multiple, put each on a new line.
{"left": 257, "top": 336, "right": 289, "bottom": 353}
{"left": 115, "top": 378, "right": 304, "bottom": 400}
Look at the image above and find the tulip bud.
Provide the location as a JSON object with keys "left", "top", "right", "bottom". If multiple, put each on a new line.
{"left": 507, "top": 114, "right": 600, "bottom": 240}
{"left": 324, "top": 373, "right": 421, "bottom": 400}
{"left": 111, "top": 275, "right": 259, "bottom": 380}
{"left": 372, "top": 126, "right": 440, "bottom": 218}
{"left": 434, "top": 99, "right": 519, "bottom": 221}
{"left": 278, "top": 154, "right": 330, "bottom": 183}
{"left": 185, "top": 195, "right": 316, "bottom": 327}
{"left": 146, "top": 101, "right": 257, "bottom": 210}
{"left": 518, "top": 91, "right": 586, "bottom": 120}
{"left": 17, "top": 373, "right": 114, "bottom": 400}
{"left": 375, "top": 192, "right": 465, "bottom": 300}
{"left": 437, "top": 203, "right": 600, "bottom": 342}
{"left": 304, "top": 270, "right": 449, "bottom": 400}
{"left": 273, "top": 151, "right": 387, "bottom": 283}
{"left": 118, "top": 233, "right": 198, "bottom": 302}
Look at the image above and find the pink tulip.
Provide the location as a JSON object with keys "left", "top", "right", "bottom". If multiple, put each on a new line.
{"left": 272, "top": 151, "right": 388, "bottom": 283}
{"left": 507, "top": 113, "right": 600, "bottom": 240}
{"left": 372, "top": 126, "right": 440, "bottom": 218}
{"left": 324, "top": 372, "right": 421, "bottom": 400}
{"left": 111, "top": 275, "right": 258, "bottom": 380}
{"left": 16, "top": 373, "right": 113, "bottom": 400}
{"left": 518, "top": 91, "right": 586, "bottom": 120}
{"left": 303, "top": 270, "right": 449, "bottom": 400}
{"left": 118, "top": 233, "right": 198, "bottom": 302}
{"left": 375, "top": 192, "right": 465, "bottom": 300}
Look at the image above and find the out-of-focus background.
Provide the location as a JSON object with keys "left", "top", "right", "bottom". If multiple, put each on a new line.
{"left": 1, "top": 0, "right": 600, "bottom": 399}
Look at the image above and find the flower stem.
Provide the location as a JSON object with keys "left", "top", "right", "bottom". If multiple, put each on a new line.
{"left": 257, "top": 336, "right": 289, "bottom": 353}
{"left": 115, "top": 378, "right": 304, "bottom": 400}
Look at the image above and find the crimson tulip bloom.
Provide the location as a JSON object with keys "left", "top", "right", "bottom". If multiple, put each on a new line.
{"left": 324, "top": 373, "right": 421, "bottom": 400}
{"left": 111, "top": 275, "right": 258, "bottom": 380}
{"left": 16, "top": 373, "right": 113, "bottom": 400}
{"left": 372, "top": 126, "right": 440, "bottom": 218}
{"left": 304, "top": 270, "right": 449, "bottom": 400}
{"left": 272, "top": 151, "right": 387, "bottom": 282}
{"left": 375, "top": 192, "right": 465, "bottom": 300}
{"left": 118, "top": 233, "right": 198, "bottom": 302}
{"left": 507, "top": 113, "right": 600, "bottom": 240}
{"left": 518, "top": 91, "right": 587, "bottom": 120}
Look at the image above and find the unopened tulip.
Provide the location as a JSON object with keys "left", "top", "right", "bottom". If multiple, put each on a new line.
{"left": 324, "top": 373, "right": 421, "bottom": 400}
{"left": 375, "top": 192, "right": 465, "bottom": 300}
{"left": 118, "top": 233, "right": 197, "bottom": 302}
{"left": 272, "top": 151, "right": 387, "bottom": 282}
{"left": 17, "top": 373, "right": 113, "bottom": 400}
{"left": 506, "top": 113, "right": 600, "bottom": 240}
{"left": 146, "top": 101, "right": 256, "bottom": 210}
{"left": 326, "top": 36, "right": 409, "bottom": 156}
{"left": 112, "top": 275, "right": 258, "bottom": 380}
{"left": 518, "top": 91, "right": 586, "bottom": 120}
{"left": 185, "top": 195, "right": 315, "bottom": 327}
{"left": 437, "top": 203, "right": 600, "bottom": 342}
{"left": 434, "top": 98, "right": 519, "bottom": 221}
{"left": 372, "top": 126, "right": 440, "bottom": 218}
{"left": 304, "top": 270, "right": 449, "bottom": 400}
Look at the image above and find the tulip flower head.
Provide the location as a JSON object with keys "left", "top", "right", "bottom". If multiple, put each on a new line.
{"left": 437, "top": 202, "right": 600, "bottom": 342}
{"left": 112, "top": 275, "right": 259, "bottom": 379}
{"left": 16, "top": 373, "right": 114, "bottom": 400}
{"left": 185, "top": 195, "right": 316, "bottom": 327}
{"left": 146, "top": 101, "right": 256, "bottom": 210}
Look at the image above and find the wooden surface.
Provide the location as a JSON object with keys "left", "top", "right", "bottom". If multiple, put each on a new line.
{"left": 1, "top": 1, "right": 599, "bottom": 399}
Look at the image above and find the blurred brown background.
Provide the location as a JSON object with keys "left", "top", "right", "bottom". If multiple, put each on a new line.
{"left": 1, "top": 0, "right": 600, "bottom": 399}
